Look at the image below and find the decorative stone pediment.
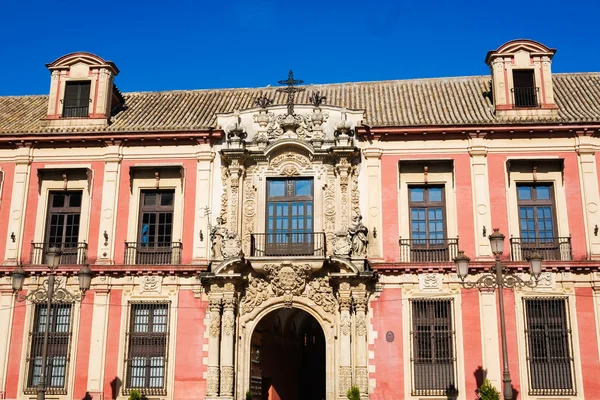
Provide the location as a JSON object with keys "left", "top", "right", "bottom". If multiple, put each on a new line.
{"left": 217, "top": 105, "right": 364, "bottom": 151}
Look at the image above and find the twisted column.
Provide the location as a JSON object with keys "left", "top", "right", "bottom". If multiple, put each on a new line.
{"left": 206, "top": 296, "right": 222, "bottom": 398}
{"left": 338, "top": 289, "right": 353, "bottom": 397}
{"left": 353, "top": 294, "right": 369, "bottom": 397}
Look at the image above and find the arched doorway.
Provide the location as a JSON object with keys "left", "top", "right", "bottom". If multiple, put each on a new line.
{"left": 249, "top": 308, "right": 326, "bottom": 400}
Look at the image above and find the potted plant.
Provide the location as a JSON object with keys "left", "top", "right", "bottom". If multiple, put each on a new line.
{"left": 128, "top": 390, "right": 142, "bottom": 400}
{"left": 347, "top": 385, "right": 361, "bottom": 400}
{"left": 478, "top": 379, "right": 500, "bottom": 400}
{"left": 245, "top": 389, "right": 253, "bottom": 400}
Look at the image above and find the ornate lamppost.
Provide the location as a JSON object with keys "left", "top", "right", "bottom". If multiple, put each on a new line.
{"left": 454, "top": 229, "right": 542, "bottom": 400}
{"left": 11, "top": 246, "right": 93, "bottom": 400}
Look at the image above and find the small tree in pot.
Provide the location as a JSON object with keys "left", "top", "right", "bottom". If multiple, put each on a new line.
{"left": 347, "top": 385, "right": 361, "bottom": 400}
{"left": 478, "top": 379, "right": 500, "bottom": 400}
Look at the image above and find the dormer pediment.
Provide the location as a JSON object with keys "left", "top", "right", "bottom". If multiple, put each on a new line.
{"left": 45, "top": 52, "right": 121, "bottom": 127}
{"left": 485, "top": 39, "right": 558, "bottom": 118}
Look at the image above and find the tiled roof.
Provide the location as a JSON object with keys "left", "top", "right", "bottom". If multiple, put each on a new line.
{"left": 1, "top": 73, "right": 600, "bottom": 135}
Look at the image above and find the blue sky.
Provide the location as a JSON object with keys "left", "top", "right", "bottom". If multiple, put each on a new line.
{"left": 1, "top": 0, "right": 599, "bottom": 96}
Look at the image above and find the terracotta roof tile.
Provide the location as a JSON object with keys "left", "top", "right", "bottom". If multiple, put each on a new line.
{"left": 1, "top": 73, "right": 599, "bottom": 135}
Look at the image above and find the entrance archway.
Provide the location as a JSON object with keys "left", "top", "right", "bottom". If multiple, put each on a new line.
{"left": 249, "top": 308, "right": 326, "bottom": 400}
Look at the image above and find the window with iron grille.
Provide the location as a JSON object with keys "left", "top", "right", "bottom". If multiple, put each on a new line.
{"left": 26, "top": 303, "right": 73, "bottom": 394}
{"left": 62, "top": 81, "right": 91, "bottom": 118}
{"left": 523, "top": 297, "right": 575, "bottom": 396}
{"left": 410, "top": 298, "right": 457, "bottom": 396}
{"left": 124, "top": 302, "right": 170, "bottom": 395}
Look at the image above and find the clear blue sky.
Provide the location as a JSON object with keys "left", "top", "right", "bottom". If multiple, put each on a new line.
{"left": 1, "top": 0, "right": 599, "bottom": 96}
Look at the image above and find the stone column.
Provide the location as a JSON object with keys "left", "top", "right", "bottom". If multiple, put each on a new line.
{"left": 353, "top": 291, "right": 369, "bottom": 397}
{"left": 206, "top": 295, "right": 222, "bottom": 398}
{"left": 228, "top": 160, "right": 244, "bottom": 235}
{"left": 336, "top": 158, "right": 352, "bottom": 231}
{"left": 219, "top": 295, "right": 236, "bottom": 398}
{"left": 86, "top": 285, "right": 110, "bottom": 397}
{"left": 338, "top": 283, "right": 353, "bottom": 397}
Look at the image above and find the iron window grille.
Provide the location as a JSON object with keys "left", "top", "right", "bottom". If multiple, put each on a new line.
{"left": 409, "top": 298, "right": 457, "bottom": 396}
{"left": 123, "top": 302, "right": 170, "bottom": 396}
{"left": 523, "top": 297, "right": 576, "bottom": 396}
{"left": 25, "top": 303, "right": 74, "bottom": 395}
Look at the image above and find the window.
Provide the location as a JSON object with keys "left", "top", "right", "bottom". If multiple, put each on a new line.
{"left": 38, "top": 191, "right": 84, "bottom": 265}
{"left": 264, "top": 178, "right": 314, "bottom": 256}
{"left": 125, "top": 303, "right": 169, "bottom": 394}
{"left": 127, "top": 190, "right": 179, "bottom": 265}
{"left": 512, "top": 70, "right": 538, "bottom": 108}
{"left": 405, "top": 186, "right": 456, "bottom": 262}
{"left": 410, "top": 299, "right": 456, "bottom": 396}
{"left": 62, "top": 81, "right": 91, "bottom": 118}
{"left": 523, "top": 298, "right": 575, "bottom": 396}
{"left": 516, "top": 183, "right": 563, "bottom": 260}
{"left": 26, "top": 304, "right": 73, "bottom": 394}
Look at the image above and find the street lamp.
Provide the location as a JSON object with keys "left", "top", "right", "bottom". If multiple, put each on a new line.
{"left": 11, "top": 246, "right": 92, "bottom": 400}
{"left": 454, "top": 228, "right": 541, "bottom": 400}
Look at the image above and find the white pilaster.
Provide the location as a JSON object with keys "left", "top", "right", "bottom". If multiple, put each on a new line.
{"left": 362, "top": 148, "right": 383, "bottom": 258}
{"left": 479, "top": 291, "right": 501, "bottom": 389}
{"left": 96, "top": 145, "right": 122, "bottom": 264}
{"left": 86, "top": 290, "right": 110, "bottom": 395}
{"left": 4, "top": 149, "right": 32, "bottom": 264}
{"left": 192, "top": 152, "right": 215, "bottom": 262}
{"left": 469, "top": 144, "right": 493, "bottom": 259}
{"left": 0, "top": 289, "right": 15, "bottom": 397}
{"left": 577, "top": 143, "right": 600, "bottom": 257}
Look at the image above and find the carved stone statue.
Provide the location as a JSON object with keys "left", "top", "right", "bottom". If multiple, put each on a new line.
{"left": 222, "top": 230, "right": 243, "bottom": 259}
{"left": 348, "top": 214, "right": 368, "bottom": 256}
{"left": 210, "top": 217, "right": 227, "bottom": 259}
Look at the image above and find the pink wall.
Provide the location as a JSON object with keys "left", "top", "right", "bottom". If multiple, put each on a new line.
{"left": 103, "top": 290, "right": 122, "bottom": 400}
{"left": 73, "top": 291, "right": 95, "bottom": 399}
{"left": 497, "top": 289, "right": 521, "bottom": 397}
{"left": 380, "top": 154, "right": 475, "bottom": 262}
{"left": 370, "top": 288, "right": 404, "bottom": 399}
{"left": 173, "top": 290, "right": 207, "bottom": 398}
{"left": 576, "top": 287, "right": 600, "bottom": 397}
{"left": 4, "top": 294, "right": 27, "bottom": 399}
{"left": 461, "top": 289, "right": 483, "bottom": 397}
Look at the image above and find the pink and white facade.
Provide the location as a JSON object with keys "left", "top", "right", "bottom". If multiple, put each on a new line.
{"left": 0, "top": 40, "right": 600, "bottom": 400}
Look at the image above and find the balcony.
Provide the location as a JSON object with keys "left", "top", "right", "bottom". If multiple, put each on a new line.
{"left": 29, "top": 242, "right": 88, "bottom": 265}
{"left": 124, "top": 242, "right": 182, "bottom": 265}
{"left": 510, "top": 237, "right": 572, "bottom": 261}
{"left": 399, "top": 238, "right": 459, "bottom": 263}
{"left": 511, "top": 87, "right": 540, "bottom": 108}
{"left": 250, "top": 232, "right": 326, "bottom": 257}
{"left": 62, "top": 104, "right": 89, "bottom": 118}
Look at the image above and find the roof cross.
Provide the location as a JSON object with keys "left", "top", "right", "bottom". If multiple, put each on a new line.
{"left": 277, "top": 70, "right": 305, "bottom": 116}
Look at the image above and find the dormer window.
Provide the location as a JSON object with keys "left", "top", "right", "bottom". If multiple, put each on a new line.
{"left": 512, "top": 70, "right": 538, "bottom": 108}
{"left": 62, "top": 81, "right": 91, "bottom": 118}
{"left": 485, "top": 40, "right": 558, "bottom": 116}
{"left": 44, "top": 52, "right": 120, "bottom": 126}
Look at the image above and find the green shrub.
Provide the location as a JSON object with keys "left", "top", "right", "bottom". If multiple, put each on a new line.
{"left": 245, "top": 390, "right": 253, "bottom": 400}
{"left": 479, "top": 379, "right": 500, "bottom": 400}
{"left": 347, "top": 385, "right": 361, "bottom": 400}
{"left": 128, "top": 390, "right": 142, "bottom": 400}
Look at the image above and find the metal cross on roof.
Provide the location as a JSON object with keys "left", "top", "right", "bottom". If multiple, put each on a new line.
{"left": 277, "top": 70, "right": 305, "bottom": 116}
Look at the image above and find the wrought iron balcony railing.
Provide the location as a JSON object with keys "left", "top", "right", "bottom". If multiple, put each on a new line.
{"left": 124, "top": 242, "right": 182, "bottom": 265}
{"left": 511, "top": 87, "right": 540, "bottom": 108}
{"left": 510, "top": 237, "right": 572, "bottom": 261}
{"left": 399, "top": 238, "right": 459, "bottom": 263}
{"left": 250, "top": 232, "right": 326, "bottom": 257}
{"left": 62, "top": 105, "right": 89, "bottom": 118}
{"left": 29, "top": 242, "right": 88, "bottom": 265}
